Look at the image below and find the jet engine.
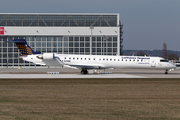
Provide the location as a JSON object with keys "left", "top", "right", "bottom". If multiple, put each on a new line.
{"left": 37, "top": 53, "right": 54, "bottom": 60}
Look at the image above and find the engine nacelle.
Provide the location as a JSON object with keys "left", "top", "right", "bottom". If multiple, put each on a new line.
{"left": 37, "top": 53, "right": 54, "bottom": 60}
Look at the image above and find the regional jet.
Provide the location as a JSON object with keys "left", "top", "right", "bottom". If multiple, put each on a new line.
{"left": 7, "top": 39, "right": 176, "bottom": 74}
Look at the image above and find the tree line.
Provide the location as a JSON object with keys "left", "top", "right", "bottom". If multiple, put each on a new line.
{"left": 161, "top": 43, "right": 179, "bottom": 60}
{"left": 123, "top": 43, "right": 179, "bottom": 60}
{"left": 137, "top": 49, "right": 179, "bottom": 60}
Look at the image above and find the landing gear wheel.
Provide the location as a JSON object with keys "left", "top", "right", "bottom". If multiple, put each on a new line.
{"left": 165, "top": 70, "right": 168, "bottom": 74}
{"left": 81, "top": 70, "right": 88, "bottom": 74}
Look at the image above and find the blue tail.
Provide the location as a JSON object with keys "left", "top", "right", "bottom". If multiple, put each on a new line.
{"left": 7, "top": 39, "right": 41, "bottom": 55}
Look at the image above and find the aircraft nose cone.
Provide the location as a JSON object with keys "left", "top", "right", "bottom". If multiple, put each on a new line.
{"left": 173, "top": 64, "right": 177, "bottom": 69}
{"left": 170, "top": 63, "right": 176, "bottom": 69}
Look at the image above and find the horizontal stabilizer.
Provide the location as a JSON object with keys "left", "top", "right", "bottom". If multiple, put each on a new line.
{"left": 6, "top": 39, "right": 26, "bottom": 43}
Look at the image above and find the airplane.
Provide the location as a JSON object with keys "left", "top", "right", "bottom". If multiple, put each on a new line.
{"left": 7, "top": 39, "right": 176, "bottom": 74}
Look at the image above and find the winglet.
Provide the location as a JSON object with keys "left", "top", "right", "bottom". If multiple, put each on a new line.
{"left": 7, "top": 39, "right": 41, "bottom": 55}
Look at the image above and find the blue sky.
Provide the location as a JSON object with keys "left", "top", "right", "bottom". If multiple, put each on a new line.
{"left": 1, "top": 0, "right": 180, "bottom": 50}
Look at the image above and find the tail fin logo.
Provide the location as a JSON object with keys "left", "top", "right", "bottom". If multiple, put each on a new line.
{"left": 6, "top": 39, "right": 41, "bottom": 55}
{"left": 17, "top": 44, "right": 33, "bottom": 55}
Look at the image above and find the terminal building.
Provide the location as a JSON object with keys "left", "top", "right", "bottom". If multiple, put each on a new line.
{"left": 0, "top": 13, "right": 123, "bottom": 67}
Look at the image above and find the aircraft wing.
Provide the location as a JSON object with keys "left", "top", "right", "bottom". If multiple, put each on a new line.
{"left": 68, "top": 64, "right": 101, "bottom": 69}
{"left": 63, "top": 65, "right": 78, "bottom": 69}
{"left": 55, "top": 57, "right": 102, "bottom": 69}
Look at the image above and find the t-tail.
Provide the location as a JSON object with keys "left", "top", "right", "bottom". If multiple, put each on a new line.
{"left": 7, "top": 39, "right": 41, "bottom": 55}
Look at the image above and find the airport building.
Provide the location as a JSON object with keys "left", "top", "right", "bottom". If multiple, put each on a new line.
{"left": 0, "top": 13, "right": 123, "bottom": 67}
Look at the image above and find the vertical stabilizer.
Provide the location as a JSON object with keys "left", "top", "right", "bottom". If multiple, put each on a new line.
{"left": 7, "top": 39, "right": 41, "bottom": 55}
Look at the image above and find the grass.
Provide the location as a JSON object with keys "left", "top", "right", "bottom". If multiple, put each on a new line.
{"left": 0, "top": 78, "right": 180, "bottom": 120}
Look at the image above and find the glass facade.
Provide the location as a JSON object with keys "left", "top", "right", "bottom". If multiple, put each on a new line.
{"left": 0, "top": 13, "right": 123, "bottom": 67}
{"left": 0, "top": 14, "right": 118, "bottom": 27}
{"left": 0, "top": 36, "right": 118, "bottom": 67}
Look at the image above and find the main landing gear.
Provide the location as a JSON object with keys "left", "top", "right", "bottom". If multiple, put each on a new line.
{"left": 165, "top": 69, "right": 168, "bottom": 74}
{"left": 81, "top": 69, "right": 88, "bottom": 74}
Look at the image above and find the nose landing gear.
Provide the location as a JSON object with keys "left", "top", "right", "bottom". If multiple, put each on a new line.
{"left": 165, "top": 69, "right": 168, "bottom": 74}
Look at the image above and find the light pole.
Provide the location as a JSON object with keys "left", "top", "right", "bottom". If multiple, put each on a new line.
{"left": 90, "top": 24, "right": 94, "bottom": 55}
{"left": 7, "top": 39, "right": 8, "bottom": 68}
{"left": 103, "top": 35, "right": 109, "bottom": 55}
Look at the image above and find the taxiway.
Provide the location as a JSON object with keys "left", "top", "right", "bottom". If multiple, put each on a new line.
{"left": 0, "top": 68, "right": 180, "bottom": 78}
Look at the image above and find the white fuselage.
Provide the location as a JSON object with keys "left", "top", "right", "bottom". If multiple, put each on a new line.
{"left": 21, "top": 54, "right": 176, "bottom": 70}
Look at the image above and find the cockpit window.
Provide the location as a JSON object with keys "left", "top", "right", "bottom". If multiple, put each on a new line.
{"left": 160, "top": 59, "right": 169, "bottom": 62}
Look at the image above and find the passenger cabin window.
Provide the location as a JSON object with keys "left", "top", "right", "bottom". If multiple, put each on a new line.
{"left": 69, "top": 57, "right": 71, "bottom": 59}
{"left": 85, "top": 58, "right": 86, "bottom": 60}
{"left": 73, "top": 58, "right": 75, "bottom": 60}
{"left": 160, "top": 59, "right": 169, "bottom": 62}
{"left": 64, "top": 57, "right": 66, "bottom": 59}
{"left": 81, "top": 58, "right": 82, "bottom": 60}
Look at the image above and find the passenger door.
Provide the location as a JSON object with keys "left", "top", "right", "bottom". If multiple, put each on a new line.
{"left": 151, "top": 59, "right": 156, "bottom": 67}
